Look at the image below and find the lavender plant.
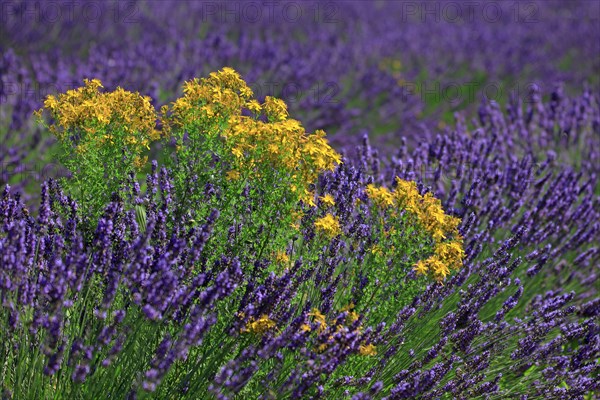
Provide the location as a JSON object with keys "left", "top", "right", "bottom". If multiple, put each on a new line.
{"left": 2, "top": 70, "right": 482, "bottom": 398}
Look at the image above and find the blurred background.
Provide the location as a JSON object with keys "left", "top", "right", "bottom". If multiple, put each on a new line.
{"left": 1, "top": 0, "right": 599, "bottom": 191}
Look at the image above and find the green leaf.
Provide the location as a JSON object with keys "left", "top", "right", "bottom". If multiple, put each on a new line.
{"left": 135, "top": 205, "right": 147, "bottom": 233}
{"left": 523, "top": 365, "right": 536, "bottom": 377}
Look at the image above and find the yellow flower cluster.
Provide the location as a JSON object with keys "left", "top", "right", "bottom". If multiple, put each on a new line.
{"left": 305, "top": 307, "right": 362, "bottom": 334}
{"left": 241, "top": 306, "right": 374, "bottom": 358}
{"left": 394, "top": 178, "right": 461, "bottom": 241}
{"left": 274, "top": 250, "right": 290, "bottom": 265}
{"left": 166, "top": 67, "right": 342, "bottom": 186}
{"left": 414, "top": 239, "right": 465, "bottom": 281}
{"left": 304, "top": 307, "right": 375, "bottom": 356}
{"left": 290, "top": 210, "right": 304, "bottom": 231}
{"left": 319, "top": 193, "right": 336, "bottom": 207}
{"left": 38, "top": 79, "right": 159, "bottom": 169}
{"left": 365, "top": 184, "right": 395, "bottom": 207}
{"left": 314, "top": 213, "right": 342, "bottom": 238}
{"left": 366, "top": 178, "right": 464, "bottom": 281}
{"left": 226, "top": 170, "right": 241, "bottom": 181}
{"left": 242, "top": 315, "right": 277, "bottom": 335}
{"left": 306, "top": 309, "right": 328, "bottom": 334}
{"left": 263, "top": 96, "right": 289, "bottom": 122}
{"left": 225, "top": 118, "right": 340, "bottom": 184}
{"left": 170, "top": 67, "right": 253, "bottom": 126}
{"left": 359, "top": 343, "right": 377, "bottom": 356}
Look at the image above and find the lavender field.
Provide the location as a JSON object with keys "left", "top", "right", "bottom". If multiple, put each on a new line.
{"left": 1, "top": 1, "right": 599, "bottom": 399}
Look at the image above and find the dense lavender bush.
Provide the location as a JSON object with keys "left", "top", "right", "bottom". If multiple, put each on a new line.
{"left": 2, "top": 68, "right": 599, "bottom": 398}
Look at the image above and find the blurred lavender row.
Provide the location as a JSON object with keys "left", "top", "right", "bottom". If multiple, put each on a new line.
{"left": 1, "top": 0, "right": 599, "bottom": 179}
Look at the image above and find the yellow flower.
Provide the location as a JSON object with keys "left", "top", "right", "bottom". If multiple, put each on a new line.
{"left": 263, "top": 96, "right": 288, "bottom": 122}
{"left": 290, "top": 210, "right": 303, "bottom": 230}
{"left": 370, "top": 244, "right": 384, "bottom": 256}
{"left": 301, "top": 190, "right": 316, "bottom": 208}
{"left": 443, "top": 215, "right": 461, "bottom": 236}
{"left": 232, "top": 146, "right": 244, "bottom": 158}
{"left": 163, "top": 68, "right": 342, "bottom": 196}
{"left": 413, "top": 237, "right": 464, "bottom": 282}
{"left": 393, "top": 177, "right": 464, "bottom": 275}
{"left": 43, "top": 95, "right": 58, "bottom": 112}
{"left": 431, "top": 259, "right": 450, "bottom": 281}
{"left": 414, "top": 256, "right": 450, "bottom": 281}
{"left": 226, "top": 170, "right": 241, "bottom": 181}
{"left": 346, "top": 311, "right": 360, "bottom": 324}
{"left": 274, "top": 250, "right": 290, "bottom": 265}
{"left": 308, "top": 309, "right": 328, "bottom": 333}
{"left": 359, "top": 343, "right": 377, "bottom": 356}
{"left": 314, "top": 214, "right": 341, "bottom": 238}
{"left": 413, "top": 260, "right": 429, "bottom": 275}
{"left": 319, "top": 193, "right": 335, "bottom": 207}
{"left": 366, "top": 184, "right": 395, "bottom": 207}
{"left": 132, "top": 156, "right": 148, "bottom": 170}
{"left": 240, "top": 85, "right": 253, "bottom": 99}
{"left": 85, "top": 78, "right": 103, "bottom": 89}
{"left": 242, "top": 315, "right": 276, "bottom": 334}
{"left": 317, "top": 343, "right": 328, "bottom": 353}
{"left": 394, "top": 178, "right": 420, "bottom": 211}
{"left": 434, "top": 240, "right": 464, "bottom": 270}
{"left": 246, "top": 99, "right": 261, "bottom": 114}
